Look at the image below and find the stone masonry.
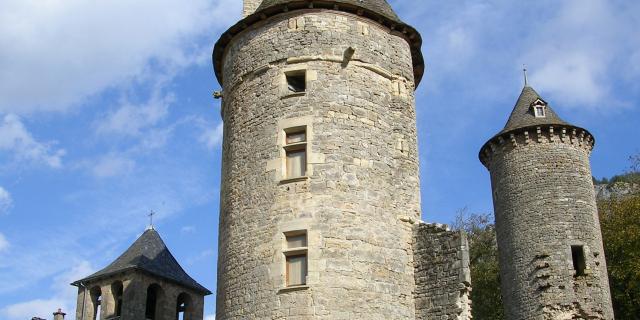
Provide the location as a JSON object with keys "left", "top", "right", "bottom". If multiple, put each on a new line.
{"left": 480, "top": 86, "right": 614, "bottom": 319}
{"left": 213, "top": 1, "right": 469, "bottom": 319}
{"left": 414, "top": 223, "right": 472, "bottom": 320}
{"left": 72, "top": 228, "right": 210, "bottom": 320}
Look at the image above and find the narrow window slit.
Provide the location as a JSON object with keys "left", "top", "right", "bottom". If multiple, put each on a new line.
{"left": 571, "top": 245, "right": 587, "bottom": 277}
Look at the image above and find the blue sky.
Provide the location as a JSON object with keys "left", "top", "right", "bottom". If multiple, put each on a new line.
{"left": 0, "top": 0, "right": 638, "bottom": 319}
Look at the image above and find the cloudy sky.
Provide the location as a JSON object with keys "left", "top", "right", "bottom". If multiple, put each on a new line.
{"left": 0, "top": 0, "right": 638, "bottom": 318}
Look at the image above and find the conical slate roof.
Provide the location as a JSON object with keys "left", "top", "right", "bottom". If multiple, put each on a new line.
{"left": 256, "top": 0, "right": 401, "bottom": 23}
{"left": 499, "top": 85, "right": 569, "bottom": 135}
{"left": 72, "top": 229, "right": 211, "bottom": 294}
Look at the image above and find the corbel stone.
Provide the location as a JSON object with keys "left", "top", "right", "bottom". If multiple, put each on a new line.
{"left": 549, "top": 126, "right": 555, "bottom": 142}
{"left": 510, "top": 133, "right": 518, "bottom": 147}
{"left": 524, "top": 131, "right": 530, "bottom": 144}
{"left": 536, "top": 127, "right": 542, "bottom": 143}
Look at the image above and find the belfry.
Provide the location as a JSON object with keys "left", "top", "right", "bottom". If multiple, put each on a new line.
{"left": 71, "top": 228, "right": 211, "bottom": 320}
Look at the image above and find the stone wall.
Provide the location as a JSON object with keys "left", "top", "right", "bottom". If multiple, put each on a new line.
{"left": 413, "top": 223, "right": 472, "bottom": 320}
{"left": 482, "top": 126, "right": 614, "bottom": 320}
{"left": 216, "top": 9, "right": 421, "bottom": 320}
{"left": 75, "top": 272, "right": 204, "bottom": 320}
{"left": 243, "top": 0, "right": 261, "bottom": 17}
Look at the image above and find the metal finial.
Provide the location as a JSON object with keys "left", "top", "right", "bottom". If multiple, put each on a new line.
{"left": 523, "top": 65, "right": 529, "bottom": 87}
{"left": 147, "top": 210, "right": 155, "bottom": 230}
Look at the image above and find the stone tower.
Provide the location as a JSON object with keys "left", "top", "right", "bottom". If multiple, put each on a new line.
{"left": 210, "top": 0, "right": 468, "bottom": 319}
{"left": 480, "top": 85, "right": 614, "bottom": 319}
{"left": 71, "top": 228, "right": 211, "bottom": 320}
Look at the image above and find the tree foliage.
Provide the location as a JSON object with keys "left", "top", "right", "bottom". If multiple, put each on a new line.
{"left": 455, "top": 155, "right": 640, "bottom": 319}
{"left": 598, "top": 157, "right": 640, "bottom": 319}
{"left": 453, "top": 210, "right": 504, "bottom": 320}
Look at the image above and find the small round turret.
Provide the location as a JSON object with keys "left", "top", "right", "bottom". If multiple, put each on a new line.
{"left": 480, "top": 85, "right": 614, "bottom": 319}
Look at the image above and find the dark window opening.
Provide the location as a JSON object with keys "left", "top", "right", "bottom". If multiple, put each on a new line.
{"left": 571, "top": 245, "right": 587, "bottom": 277}
{"left": 175, "top": 293, "right": 192, "bottom": 320}
{"left": 111, "top": 281, "right": 123, "bottom": 317}
{"left": 286, "top": 72, "right": 306, "bottom": 93}
{"left": 90, "top": 287, "right": 102, "bottom": 320}
{"left": 145, "top": 284, "right": 162, "bottom": 320}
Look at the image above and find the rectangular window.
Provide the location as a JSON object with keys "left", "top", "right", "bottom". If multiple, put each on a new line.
{"left": 535, "top": 106, "right": 546, "bottom": 117}
{"left": 571, "top": 245, "right": 587, "bottom": 277}
{"left": 286, "top": 71, "right": 306, "bottom": 93}
{"left": 284, "top": 128, "right": 307, "bottom": 179}
{"left": 285, "top": 231, "right": 308, "bottom": 287}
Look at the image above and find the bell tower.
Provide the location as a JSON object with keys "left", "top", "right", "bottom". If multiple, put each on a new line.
{"left": 71, "top": 228, "right": 211, "bottom": 320}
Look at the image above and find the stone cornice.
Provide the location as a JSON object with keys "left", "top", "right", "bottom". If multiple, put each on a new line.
{"left": 479, "top": 124, "right": 596, "bottom": 168}
{"left": 212, "top": 1, "right": 424, "bottom": 87}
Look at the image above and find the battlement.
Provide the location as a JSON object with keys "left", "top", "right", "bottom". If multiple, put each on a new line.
{"left": 479, "top": 124, "right": 595, "bottom": 167}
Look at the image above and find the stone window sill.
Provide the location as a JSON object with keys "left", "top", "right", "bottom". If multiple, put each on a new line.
{"left": 278, "top": 285, "right": 309, "bottom": 294}
{"left": 279, "top": 176, "right": 309, "bottom": 184}
{"left": 281, "top": 92, "right": 306, "bottom": 99}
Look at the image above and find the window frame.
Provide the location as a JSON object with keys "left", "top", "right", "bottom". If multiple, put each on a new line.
{"left": 283, "top": 230, "right": 308, "bottom": 288}
{"left": 283, "top": 126, "right": 308, "bottom": 181}
{"left": 531, "top": 99, "right": 547, "bottom": 118}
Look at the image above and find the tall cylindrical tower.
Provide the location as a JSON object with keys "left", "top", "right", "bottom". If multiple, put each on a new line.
{"left": 480, "top": 86, "right": 614, "bottom": 319}
{"left": 212, "top": 1, "right": 424, "bottom": 319}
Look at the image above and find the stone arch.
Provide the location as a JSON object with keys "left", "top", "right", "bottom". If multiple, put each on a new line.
{"left": 89, "top": 286, "right": 102, "bottom": 320}
{"left": 145, "top": 283, "right": 164, "bottom": 320}
{"left": 175, "top": 292, "right": 193, "bottom": 320}
{"left": 110, "top": 281, "right": 124, "bottom": 317}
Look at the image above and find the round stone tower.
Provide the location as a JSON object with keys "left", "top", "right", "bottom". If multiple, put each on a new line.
{"left": 212, "top": 1, "right": 424, "bottom": 319}
{"left": 480, "top": 85, "right": 614, "bottom": 319}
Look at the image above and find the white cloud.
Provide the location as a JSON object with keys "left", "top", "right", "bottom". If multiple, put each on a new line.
{"left": 187, "top": 249, "right": 215, "bottom": 266}
{"left": 91, "top": 154, "right": 136, "bottom": 178}
{"left": 181, "top": 226, "right": 197, "bottom": 234}
{"left": 97, "top": 91, "right": 175, "bottom": 137}
{"left": 200, "top": 122, "right": 224, "bottom": 150}
{"left": 0, "top": 233, "right": 9, "bottom": 252}
{"left": 205, "top": 314, "right": 216, "bottom": 320}
{"left": 0, "top": 0, "right": 241, "bottom": 114}
{"left": 0, "top": 187, "right": 12, "bottom": 215}
{"left": 1, "top": 261, "right": 93, "bottom": 320}
{"left": 0, "top": 114, "right": 65, "bottom": 168}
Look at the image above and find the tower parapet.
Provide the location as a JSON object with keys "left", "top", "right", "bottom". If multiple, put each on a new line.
{"left": 480, "top": 85, "right": 614, "bottom": 319}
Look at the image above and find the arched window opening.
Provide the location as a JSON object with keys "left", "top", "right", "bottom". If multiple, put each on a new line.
{"left": 90, "top": 287, "right": 102, "bottom": 320}
{"left": 111, "top": 281, "right": 124, "bottom": 317}
{"left": 145, "top": 284, "right": 163, "bottom": 320}
{"left": 175, "top": 293, "right": 193, "bottom": 320}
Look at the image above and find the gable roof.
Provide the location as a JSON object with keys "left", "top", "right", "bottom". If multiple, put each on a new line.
{"left": 72, "top": 229, "right": 211, "bottom": 295}
{"left": 499, "top": 85, "right": 569, "bottom": 135}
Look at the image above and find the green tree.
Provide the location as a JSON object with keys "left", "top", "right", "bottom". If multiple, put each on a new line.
{"left": 598, "top": 157, "right": 640, "bottom": 320}
{"left": 453, "top": 210, "right": 504, "bottom": 320}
